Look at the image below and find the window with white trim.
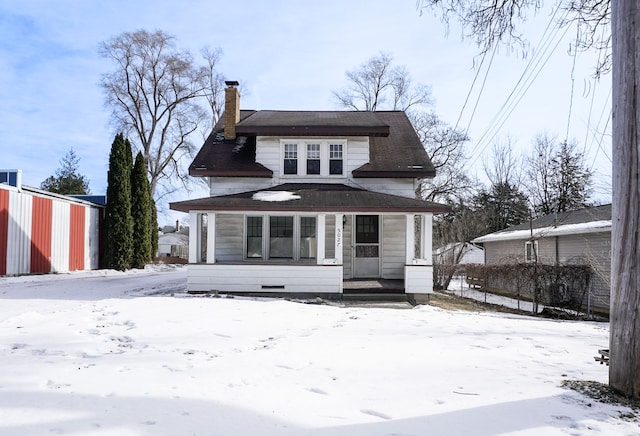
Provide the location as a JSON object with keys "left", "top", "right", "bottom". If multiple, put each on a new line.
{"left": 245, "top": 215, "right": 317, "bottom": 261}
{"left": 329, "top": 143, "right": 343, "bottom": 175}
{"left": 281, "top": 140, "right": 346, "bottom": 176}
{"left": 299, "top": 216, "right": 317, "bottom": 259}
{"left": 283, "top": 143, "right": 298, "bottom": 175}
{"left": 306, "top": 143, "right": 321, "bottom": 175}
{"left": 246, "top": 216, "right": 263, "bottom": 258}
{"left": 525, "top": 240, "right": 538, "bottom": 262}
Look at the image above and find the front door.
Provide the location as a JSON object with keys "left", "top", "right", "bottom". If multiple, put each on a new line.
{"left": 353, "top": 215, "right": 380, "bottom": 278}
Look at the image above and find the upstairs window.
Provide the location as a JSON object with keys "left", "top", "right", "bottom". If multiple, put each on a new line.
{"left": 281, "top": 140, "right": 346, "bottom": 176}
{"left": 284, "top": 143, "right": 298, "bottom": 175}
{"left": 329, "top": 143, "right": 343, "bottom": 175}
{"left": 306, "top": 143, "right": 321, "bottom": 175}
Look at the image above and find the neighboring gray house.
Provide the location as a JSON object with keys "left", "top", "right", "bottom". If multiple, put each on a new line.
{"left": 170, "top": 81, "right": 448, "bottom": 296}
{"left": 472, "top": 204, "right": 611, "bottom": 313}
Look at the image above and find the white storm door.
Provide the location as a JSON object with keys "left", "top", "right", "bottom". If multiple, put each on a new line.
{"left": 353, "top": 215, "right": 381, "bottom": 278}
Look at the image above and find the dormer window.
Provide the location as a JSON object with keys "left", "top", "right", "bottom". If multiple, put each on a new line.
{"left": 306, "top": 143, "right": 321, "bottom": 175}
{"left": 329, "top": 143, "right": 343, "bottom": 175}
{"left": 284, "top": 143, "right": 298, "bottom": 175}
{"left": 281, "top": 139, "right": 346, "bottom": 177}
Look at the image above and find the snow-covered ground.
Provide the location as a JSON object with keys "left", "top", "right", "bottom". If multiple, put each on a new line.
{"left": 0, "top": 266, "right": 637, "bottom": 435}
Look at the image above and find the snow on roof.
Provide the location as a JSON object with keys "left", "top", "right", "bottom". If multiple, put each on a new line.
{"left": 252, "top": 191, "right": 301, "bottom": 202}
{"left": 473, "top": 220, "right": 611, "bottom": 243}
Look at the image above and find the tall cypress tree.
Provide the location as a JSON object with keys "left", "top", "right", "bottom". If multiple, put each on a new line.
{"left": 131, "top": 151, "right": 152, "bottom": 268}
{"left": 103, "top": 133, "right": 134, "bottom": 270}
{"left": 150, "top": 198, "right": 158, "bottom": 260}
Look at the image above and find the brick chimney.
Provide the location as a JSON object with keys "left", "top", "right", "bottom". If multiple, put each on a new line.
{"left": 224, "top": 81, "right": 240, "bottom": 140}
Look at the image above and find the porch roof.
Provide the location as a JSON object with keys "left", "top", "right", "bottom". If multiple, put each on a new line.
{"left": 170, "top": 183, "right": 450, "bottom": 214}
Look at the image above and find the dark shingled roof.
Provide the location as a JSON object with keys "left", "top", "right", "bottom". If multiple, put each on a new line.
{"left": 496, "top": 204, "right": 612, "bottom": 233}
{"left": 170, "top": 183, "right": 450, "bottom": 214}
{"left": 234, "top": 110, "right": 390, "bottom": 137}
{"left": 352, "top": 112, "right": 436, "bottom": 178}
{"left": 188, "top": 110, "right": 435, "bottom": 178}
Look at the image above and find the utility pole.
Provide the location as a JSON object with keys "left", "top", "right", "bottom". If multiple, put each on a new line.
{"left": 610, "top": 0, "right": 640, "bottom": 398}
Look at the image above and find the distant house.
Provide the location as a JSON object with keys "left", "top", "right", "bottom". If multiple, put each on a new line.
{"left": 472, "top": 204, "right": 611, "bottom": 313}
{"left": 433, "top": 242, "right": 484, "bottom": 266}
{"left": 157, "top": 228, "right": 189, "bottom": 260}
{"left": 0, "top": 169, "right": 103, "bottom": 275}
{"left": 170, "top": 81, "right": 448, "bottom": 297}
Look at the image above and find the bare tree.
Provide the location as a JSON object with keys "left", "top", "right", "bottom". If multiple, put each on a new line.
{"left": 333, "top": 53, "right": 470, "bottom": 202}
{"left": 200, "top": 46, "right": 226, "bottom": 138}
{"left": 474, "top": 141, "right": 529, "bottom": 233}
{"left": 483, "top": 138, "right": 522, "bottom": 187}
{"left": 412, "top": 111, "right": 472, "bottom": 202}
{"left": 99, "top": 30, "right": 223, "bottom": 201}
{"left": 418, "top": 1, "right": 611, "bottom": 73}
{"left": 333, "top": 52, "right": 432, "bottom": 112}
{"left": 418, "top": 0, "right": 640, "bottom": 400}
{"left": 525, "top": 134, "right": 593, "bottom": 215}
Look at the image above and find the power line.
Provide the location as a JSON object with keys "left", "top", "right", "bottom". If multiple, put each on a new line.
{"left": 565, "top": 23, "right": 580, "bottom": 143}
{"left": 464, "top": 6, "right": 570, "bottom": 166}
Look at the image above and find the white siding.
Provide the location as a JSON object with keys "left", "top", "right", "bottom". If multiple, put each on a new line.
{"left": 210, "top": 177, "right": 277, "bottom": 196}
{"left": 325, "top": 214, "right": 335, "bottom": 259}
{"left": 7, "top": 191, "right": 31, "bottom": 275}
{"left": 86, "top": 207, "right": 101, "bottom": 269}
{"left": 215, "top": 214, "right": 244, "bottom": 262}
{"left": 187, "top": 263, "right": 343, "bottom": 293}
{"left": 255, "top": 136, "right": 281, "bottom": 173}
{"left": 405, "top": 265, "right": 433, "bottom": 294}
{"left": 382, "top": 215, "right": 405, "bottom": 279}
{"left": 345, "top": 137, "right": 369, "bottom": 173}
{"left": 342, "top": 215, "right": 353, "bottom": 279}
{"left": 255, "top": 136, "right": 370, "bottom": 182}
{"left": 355, "top": 178, "right": 416, "bottom": 198}
{"left": 50, "top": 201, "right": 70, "bottom": 273}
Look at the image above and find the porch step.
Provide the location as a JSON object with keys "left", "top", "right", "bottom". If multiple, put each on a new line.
{"left": 341, "top": 293, "right": 409, "bottom": 302}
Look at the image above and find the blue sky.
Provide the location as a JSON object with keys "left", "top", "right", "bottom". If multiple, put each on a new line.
{"left": 0, "top": 0, "right": 611, "bottom": 222}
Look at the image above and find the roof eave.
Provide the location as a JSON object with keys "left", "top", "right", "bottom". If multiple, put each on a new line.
{"left": 235, "top": 125, "right": 390, "bottom": 137}
{"left": 352, "top": 170, "right": 436, "bottom": 178}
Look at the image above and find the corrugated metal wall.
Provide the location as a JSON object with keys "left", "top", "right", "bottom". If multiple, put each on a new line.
{"left": 0, "top": 189, "right": 8, "bottom": 275}
{"left": 0, "top": 185, "right": 103, "bottom": 275}
{"left": 69, "top": 204, "right": 85, "bottom": 271}
{"left": 7, "top": 190, "right": 32, "bottom": 275}
{"left": 51, "top": 200, "right": 70, "bottom": 273}
{"left": 30, "top": 196, "right": 52, "bottom": 273}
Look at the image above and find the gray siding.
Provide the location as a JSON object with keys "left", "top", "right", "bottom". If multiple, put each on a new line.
{"left": 382, "top": 215, "right": 405, "bottom": 279}
{"left": 483, "top": 231, "right": 611, "bottom": 313}
{"left": 484, "top": 240, "right": 524, "bottom": 264}
{"left": 325, "top": 214, "right": 335, "bottom": 259}
{"left": 215, "top": 214, "right": 244, "bottom": 262}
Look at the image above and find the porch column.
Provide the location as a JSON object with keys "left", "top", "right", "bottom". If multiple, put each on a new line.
{"left": 188, "top": 211, "right": 199, "bottom": 263}
{"left": 422, "top": 213, "right": 433, "bottom": 264}
{"left": 317, "top": 213, "right": 326, "bottom": 264}
{"left": 335, "top": 213, "right": 343, "bottom": 264}
{"left": 206, "top": 212, "right": 216, "bottom": 264}
{"left": 406, "top": 214, "right": 416, "bottom": 263}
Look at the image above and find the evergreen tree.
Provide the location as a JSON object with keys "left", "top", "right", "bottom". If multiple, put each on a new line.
{"left": 150, "top": 198, "right": 158, "bottom": 260}
{"left": 526, "top": 136, "right": 593, "bottom": 216}
{"left": 40, "top": 148, "right": 90, "bottom": 195}
{"left": 103, "top": 133, "right": 134, "bottom": 270}
{"left": 473, "top": 182, "right": 529, "bottom": 233}
{"left": 130, "top": 152, "right": 152, "bottom": 268}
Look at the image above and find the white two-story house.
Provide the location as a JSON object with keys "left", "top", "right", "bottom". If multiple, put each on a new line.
{"left": 170, "top": 81, "right": 448, "bottom": 297}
